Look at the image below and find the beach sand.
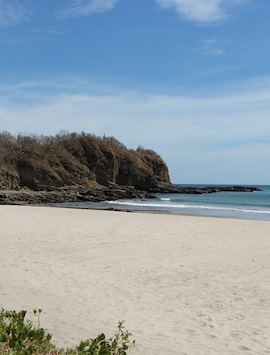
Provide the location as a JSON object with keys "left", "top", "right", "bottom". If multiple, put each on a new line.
{"left": 0, "top": 206, "right": 270, "bottom": 354}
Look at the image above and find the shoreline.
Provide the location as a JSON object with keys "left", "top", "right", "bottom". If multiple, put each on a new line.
{"left": 1, "top": 190, "right": 270, "bottom": 221}
{"left": 45, "top": 199, "right": 270, "bottom": 222}
{"left": 47, "top": 204, "right": 270, "bottom": 222}
{"left": 0, "top": 184, "right": 267, "bottom": 223}
{"left": 1, "top": 205, "right": 269, "bottom": 354}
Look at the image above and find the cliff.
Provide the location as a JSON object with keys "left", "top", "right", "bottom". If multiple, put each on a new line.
{"left": 0, "top": 132, "right": 170, "bottom": 193}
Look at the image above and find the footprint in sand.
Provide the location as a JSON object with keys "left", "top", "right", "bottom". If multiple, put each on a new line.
{"left": 239, "top": 345, "right": 251, "bottom": 351}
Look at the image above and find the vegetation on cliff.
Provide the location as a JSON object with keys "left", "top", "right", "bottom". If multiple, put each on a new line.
{"left": 0, "top": 132, "right": 170, "bottom": 191}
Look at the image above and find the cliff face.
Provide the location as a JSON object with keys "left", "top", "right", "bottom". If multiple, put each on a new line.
{"left": 0, "top": 170, "right": 20, "bottom": 190}
{"left": 0, "top": 133, "right": 170, "bottom": 192}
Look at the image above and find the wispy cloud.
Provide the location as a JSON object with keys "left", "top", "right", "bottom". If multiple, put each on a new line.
{"left": 1, "top": 76, "right": 270, "bottom": 183}
{"left": 199, "top": 39, "right": 224, "bottom": 56}
{"left": 0, "top": 0, "right": 28, "bottom": 26}
{"left": 155, "top": 0, "right": 244, "bottom": 22}
{"left": 58, "top": 0, "right": 119, "bottom": 18}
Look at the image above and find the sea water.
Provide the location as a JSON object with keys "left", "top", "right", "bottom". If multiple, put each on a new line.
{"left": 106, "top": 185, "right": 270, "bottom": 221}
{"left": 55, "top": 185, "right": 270, "bottom": 221}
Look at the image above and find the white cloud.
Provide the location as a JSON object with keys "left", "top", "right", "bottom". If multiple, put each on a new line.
{"left": 58, "top": 0, "right": 119, "bottom": 18}
{"left": 0, "top": 77, "right": 270, "bottom": 184}
{"left": 155, "top": 0, "right": 243, "bottom": 22}
{"left": 199, "top": 39, "right": 224, "bottom": 56}
{"left": 0, "top": 0, "right": 27, "bottom": 26}
{"left": 0, "top": 0, "right": 244, "bottom": 25}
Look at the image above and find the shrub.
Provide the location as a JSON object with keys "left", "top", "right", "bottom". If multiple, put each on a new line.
{"left": 0, "top": 309, "right": 134, "bottom": 355}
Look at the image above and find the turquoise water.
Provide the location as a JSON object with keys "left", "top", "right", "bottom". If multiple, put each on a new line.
{"left": 107, "top": 185, "right": 270, "bottom": 221}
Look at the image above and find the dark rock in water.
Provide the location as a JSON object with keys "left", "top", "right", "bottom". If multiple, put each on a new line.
{"left": 150, "top": 183, "right": 261, "bottom": 195}
{"left": 204, "top": 186, "right": 262, "bottom": 193}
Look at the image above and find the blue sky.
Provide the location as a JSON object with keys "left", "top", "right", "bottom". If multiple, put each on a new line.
{"left": 0, "top": 0, "right": 270, "bottom": 184}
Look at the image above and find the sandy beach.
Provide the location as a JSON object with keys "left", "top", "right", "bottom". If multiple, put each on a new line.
{"left": 0, "top": 206, "right": 270, "bottom": 354}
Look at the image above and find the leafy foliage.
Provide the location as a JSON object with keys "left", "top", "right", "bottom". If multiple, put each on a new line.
{"left": 0, "top": 309, "right": 134, "bottom": 355}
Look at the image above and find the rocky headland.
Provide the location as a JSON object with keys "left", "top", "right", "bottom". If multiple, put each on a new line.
{"left": 0, "top": 132, "right": 260, "bottom": 205}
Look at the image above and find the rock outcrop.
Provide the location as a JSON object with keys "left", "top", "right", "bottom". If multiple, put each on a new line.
{"left": 0, "top": 132, "right": 170, "bottom": 194}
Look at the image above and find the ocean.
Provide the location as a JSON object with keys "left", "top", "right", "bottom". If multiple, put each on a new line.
{"left": 57, "top": 185, "right": 270, "bottom": 221}
{"left": 106, "top": 185, "right": 270, "bottom": 221}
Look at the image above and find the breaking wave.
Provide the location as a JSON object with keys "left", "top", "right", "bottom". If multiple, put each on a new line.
{"left": 107, "top": 200, "right": 270, "bottom": 215}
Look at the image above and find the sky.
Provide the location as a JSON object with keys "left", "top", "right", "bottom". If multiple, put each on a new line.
{"left": 0, "top": 0, "right": 270, "bottom": 184}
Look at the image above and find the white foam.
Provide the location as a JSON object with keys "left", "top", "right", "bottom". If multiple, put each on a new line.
{"left": 107, "top": 200, "right": 270, "bottom": 215}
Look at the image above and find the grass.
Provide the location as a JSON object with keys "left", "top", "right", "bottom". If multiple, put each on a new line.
{"left": 0, "top": 309, "right": 134, "bottom": 355}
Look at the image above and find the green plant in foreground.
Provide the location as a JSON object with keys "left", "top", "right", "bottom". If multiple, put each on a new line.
{"left": 70, "top": 321, "right": 132, "bottom": 355}
{"left": 0, "top": 309, "right": 134, "bottom": 355}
